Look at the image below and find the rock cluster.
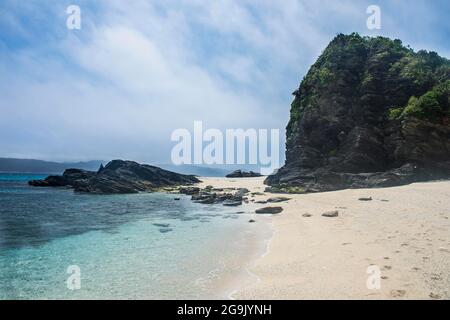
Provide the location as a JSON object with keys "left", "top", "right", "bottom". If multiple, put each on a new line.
{"left": 181, "top": 186, "right": 250, "bottom": 207}
{"left": 29, "top": 160, "right": 200, "bottom": 194}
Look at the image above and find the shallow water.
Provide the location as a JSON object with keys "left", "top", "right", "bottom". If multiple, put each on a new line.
{"left": 0, "top": 173, "right": 267, "bottom": 299}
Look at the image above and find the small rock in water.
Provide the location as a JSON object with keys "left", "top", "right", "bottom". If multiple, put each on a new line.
{"left": 174, "top": 198, "right": 181, "bottom": 201}
{"left": 255, "top": 207, "right": 283, "bottom": 214}
{"left": 248, "top": 219, "right": 256, "bottom": 223}
{"left": 429, "top": 293, "right": 441, "bottom": 299}
{"left": 322, "top": 210, "right": 339, "bottom": 218}
{"left": 358, "top": 197, "right": 373, "bottom": 201}
{"left": 159, "top": 228, "right": 173, "bottom": 233}
{"left": 267, "top": 197, "right": 291, "bottom": 203}
{"left": 153, "top": 223, "right": 170, "bottom": 228}
{"left": 235, "top": 211, "right": 245, "bottom": 214}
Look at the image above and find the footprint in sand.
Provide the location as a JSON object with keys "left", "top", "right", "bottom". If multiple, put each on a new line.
{"left": 390, "top": 289, "right": 406, "bottom": 298}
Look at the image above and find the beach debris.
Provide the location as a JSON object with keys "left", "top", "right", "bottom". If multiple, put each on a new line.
{"left": 358, "top": 197, "right": 373, "bottom": 201}
{"left": 390, "top": 289, "right": 406, "bottom": 298}
{"left": 255, "top": 207, "right": 283, "bottom": 214}
{"left": 302, "top": 213, "right": 312, "bottom": 218}
{"left": 267, "top": 196, "right": 291, "bottom": 203}
{"left": 322, "top": 210, "right": 339, "bottom": 218}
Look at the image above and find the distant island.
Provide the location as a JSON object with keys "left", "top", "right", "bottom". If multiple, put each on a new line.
{"left": 0, "top": 158, "right": 104, "bottom": 174}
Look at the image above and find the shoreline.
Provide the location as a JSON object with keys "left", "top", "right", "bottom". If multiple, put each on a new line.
{"left": 199, "top": 177, "right": 450, "bottom": 300}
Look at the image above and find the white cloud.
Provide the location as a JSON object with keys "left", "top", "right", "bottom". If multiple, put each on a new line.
{"left": 1, "top": 0, "right": 448, "bottom": 163}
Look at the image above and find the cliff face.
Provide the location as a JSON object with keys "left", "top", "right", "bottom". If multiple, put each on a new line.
{"left": 267, "top": 33, "right": 450, "bottom": 192}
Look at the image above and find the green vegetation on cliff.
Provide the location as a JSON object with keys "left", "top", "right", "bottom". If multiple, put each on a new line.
{"left": 287, "top": 33, "right": 450, "bottom": 139}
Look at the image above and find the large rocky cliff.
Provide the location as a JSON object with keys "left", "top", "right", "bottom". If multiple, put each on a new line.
{"left": 267, "top": 33, "right": 450, "bottom": 192}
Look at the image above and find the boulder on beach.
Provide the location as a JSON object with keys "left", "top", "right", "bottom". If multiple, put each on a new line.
{"left": 255, "top": 207, "right": 284, "bottom": 214}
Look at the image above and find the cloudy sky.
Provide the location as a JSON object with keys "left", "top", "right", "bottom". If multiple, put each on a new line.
{"left": 1, "top": 0, "right": 449, "bottom": 165}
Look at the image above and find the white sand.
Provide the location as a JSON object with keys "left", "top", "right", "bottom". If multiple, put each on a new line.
{"left": 199, "top": 177, "right": 450, "bottom": 300}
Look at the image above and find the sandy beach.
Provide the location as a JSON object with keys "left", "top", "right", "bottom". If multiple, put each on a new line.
{"left": 199, "top": 177, "right": 450, "bottom": 300}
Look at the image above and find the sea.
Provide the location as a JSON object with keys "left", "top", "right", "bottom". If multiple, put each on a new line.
{"left": 0, "top": 173, "right": 270, "bottom": 299}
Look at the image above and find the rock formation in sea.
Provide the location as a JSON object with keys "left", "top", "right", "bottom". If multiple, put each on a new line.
{"left": 267, "top": 33, "right": 450, "bottom": 193}
{"left": 226, "top": 170, "right": 262, "bottom": 178}
{"left": 29, "top": 160, "right": 200, "bottom": 194}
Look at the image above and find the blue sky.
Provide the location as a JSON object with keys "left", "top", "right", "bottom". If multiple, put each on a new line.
{"left": 0, "top": 0, "right": 449, "bottom": 164}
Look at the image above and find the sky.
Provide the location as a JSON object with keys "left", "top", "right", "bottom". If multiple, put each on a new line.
{"left": 0, "top": 0, "right": 449, "bottom": 166}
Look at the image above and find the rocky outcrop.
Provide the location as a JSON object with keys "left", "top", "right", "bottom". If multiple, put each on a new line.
{"left": 186, "top": 187, "right": 249, "bottom": 207}
{"left": 29, "top": 160, "right": 200, "bottom": 194}
{"left": 226, "top": 170, "right": 262, "bottom": 178}
{"left": 267, "top": 33, "right": 450, "bottom": 193}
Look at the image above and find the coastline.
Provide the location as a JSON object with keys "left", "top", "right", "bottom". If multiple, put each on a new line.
{"left": 200, "top": 177, "right": 450, "bottom": 300}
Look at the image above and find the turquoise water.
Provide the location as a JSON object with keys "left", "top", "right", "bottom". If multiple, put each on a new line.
{"left": 0, "top": 173, "right": 264, "bottom": 299}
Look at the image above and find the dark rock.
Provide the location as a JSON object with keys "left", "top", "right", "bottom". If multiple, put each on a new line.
{"left": 251, "top": 192, "right": 265, "bottom": 196}
{"left": 302, "top": 213, "right": 312, "bottom": 217}
{"left": 153, "top": 223, "right": 170, "bottom": 228}
{"left": 226, "top": 170, "right": 262, "bottom": 178}
{"left": 255, "top": 207, "right": 283, "bottom": 214}
{"left": 179, "top": 187, "right": 201, "bottom": 195}
{"left": 322, "top": 210, "right": 339, "bottom": 218}
{"left": 266, "top": 33, "right": 450, "bottom": 193}
{"left": 358, "top": 197, "right": 373, "bottom": 201}
{"left": 223, "top": 200, "right": 242, "bottom": 207}
{"left": 248, "top": 219, "right": 256, "bottom": 223}
{"left": 174, "top": 198, "right": 181, "bottom": 201}
{"left": 235, "top": 188, "right": 250, "bottom": 197}
{"left": 29, "top": 160, "right": 200, "bottom": 194}
{"left": 267, "top": 197, "right": 291, "bottom": 203}
{"left": 255, "top": 200, "right": 268, "bottom": 204}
